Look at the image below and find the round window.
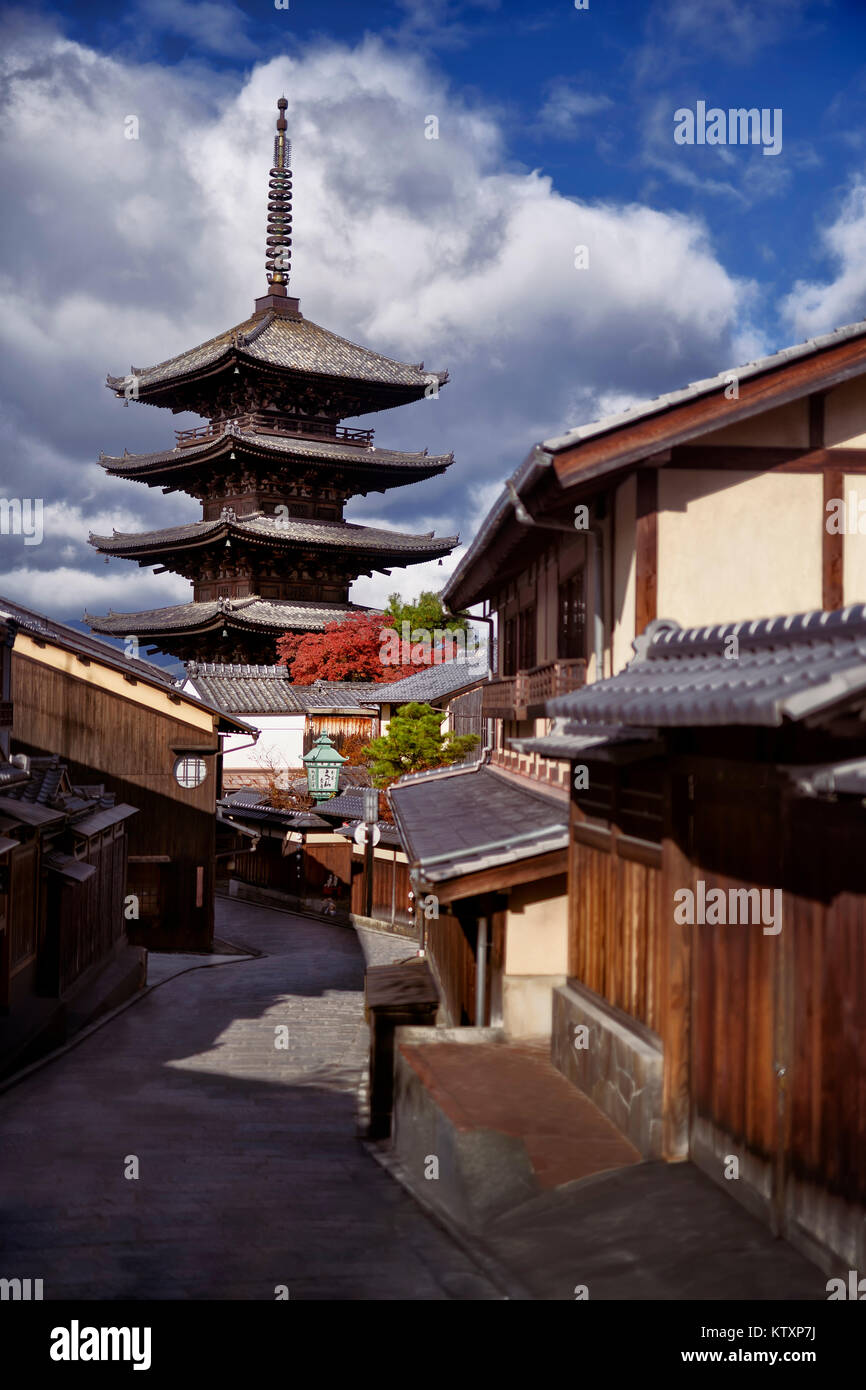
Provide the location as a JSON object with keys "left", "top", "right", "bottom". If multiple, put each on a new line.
{"left": 174, "top": 755, "right": 207, "bottom": 789}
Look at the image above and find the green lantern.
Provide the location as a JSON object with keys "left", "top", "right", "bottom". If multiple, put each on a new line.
{"left": 303, "top": 731, "right": 348, "bottom": 803}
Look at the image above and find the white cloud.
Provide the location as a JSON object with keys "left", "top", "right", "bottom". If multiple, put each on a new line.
{"left": 536, "top": 81, "right": 613, "bottom": 139}
{"left": 0, "top": 565, "right": 188, "bottom": 616}
{"left": 779, "top": 176, "right": 866, "bottom": 338}
{"left": 0, "top": 18, "right": 758, "bottom": 632}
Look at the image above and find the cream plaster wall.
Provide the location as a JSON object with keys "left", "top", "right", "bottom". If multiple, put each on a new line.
{"left": 826, "top": 377, "right": 866, "bottom": 448}
{"left": 657, "top": 470, "right": 823, "bottom": 627}
{"left": 613, "top": 474, "right": 637, "bottom": 673}
{"left": 504, "top": 877, "right": 568, "bottom": 975}
{"left": 698, "top": 398, "right": 809, "bottom": 448}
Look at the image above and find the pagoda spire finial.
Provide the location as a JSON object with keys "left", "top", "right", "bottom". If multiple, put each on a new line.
{"left": 265, "top": 96, "right": 292, "bottom": 297}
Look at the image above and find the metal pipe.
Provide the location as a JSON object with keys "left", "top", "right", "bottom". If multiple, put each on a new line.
{"left": 475, "top": 915, "right": 488, "bottom": 1026}
{"left": 588, "top": 524, "right": 605, "bottom": 680}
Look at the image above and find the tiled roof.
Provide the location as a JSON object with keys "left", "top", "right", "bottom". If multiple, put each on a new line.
{"left": 444, "top": 318, "right": 866, "bottom": 611}
{"left": 100, "top": 430, "right": 452, "bottom": 475}
{"left": 85, "top": 597, "right": 377, "bottom": 637}
{"left": 0, "top": 594, "right": 176, "bottom": 688}
{"left": 180, "top": 660, "right": 488, "bottom": 715}
{"left": 388, "top": 760, "right": 568, "bottom": 883}
{"left": 185, "top": 663, "right": 304, "bottom": 713}
{"left": 370, "top": 659, "right": 490, "bottom": 704}
{"left": 89, "top": 514, "right": 458, "bottom": 559}
{"left": 545, "top": 606, "right": 866, "bottom": 733}
{"left": 183, "top": 665, "right": 379, "bottom": 714}
{"left": 107, "top": 310, "right": 447, "bottom": 393}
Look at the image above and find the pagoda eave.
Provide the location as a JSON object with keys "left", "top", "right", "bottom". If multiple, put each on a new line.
{"left": 88, "top": 520, "right": 458, "bottom": 567}
{"left": 84, "top": 596, "right": 383, "bottom": 662}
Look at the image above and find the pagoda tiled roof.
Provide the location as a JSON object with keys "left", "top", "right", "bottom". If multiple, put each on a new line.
{"left": 84, "top": 596, "right": 377, "bottom": 638}
{"left": 99, "top": 430, "right": 452, "bottom": 475}
{"left": 89, "top": 513, "right": 458, "bottom": 559}
{"left": 100, "top": 430, "right": 450, "bottom": 475}
{"left": 106, "top": 309, "right": 447, "bottom": 395}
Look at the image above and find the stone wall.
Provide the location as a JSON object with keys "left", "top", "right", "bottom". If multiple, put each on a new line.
{"left": 551, "top": 981, "right": 664, "bottom": 1159}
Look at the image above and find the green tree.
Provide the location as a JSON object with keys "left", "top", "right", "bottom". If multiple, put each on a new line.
{"left": 365, "top": 702, "right": 480, "bottom": 787}
{"left": 385, "top": 590, "right": 469, "bottom": 634}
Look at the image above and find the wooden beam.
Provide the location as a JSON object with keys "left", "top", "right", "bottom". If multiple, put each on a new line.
{"left": 635, "top": 470, "right": 657, "bottom": 637}
{"left": 823, "top": 468, "right": 844, "bottom": 611}
{"left": 429, "top": 847, "right": 567, "bottom": 904}
{"left": 552, "top": 333, "right": 866, "bottom": 489}
{"left": 667, "top": 445, "right": 866, "bottom": 473}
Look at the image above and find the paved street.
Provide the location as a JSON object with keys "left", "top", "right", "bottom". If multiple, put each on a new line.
{"left": 0, "top": 900, "right": 502, "bottom": 1300}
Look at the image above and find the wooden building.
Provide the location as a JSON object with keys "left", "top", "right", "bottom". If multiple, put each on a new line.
{"left": 183, "top": 658, "right": 487, "bottom": 789}
{"left": 221, "top": 790, "right": 412, "bottom": 931}
{"left": 522, "top": 605, "right": 866, "bottom": 1275}
{"left": 2, "top": 597, "right": 254, "bottom": 952}
{"left": 0, "top": 612, "right": 144, "bottom": 1072}
{"left": 86, "top": 99, "right": 456, "bottom": 664}
{"left": 428, "top": 317, "right": 866, "bottom": 1038}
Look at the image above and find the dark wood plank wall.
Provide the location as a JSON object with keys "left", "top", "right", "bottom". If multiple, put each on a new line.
{"left": 569, "top": 829, "right": 662, "bottom": 1032}
{"left": 12, "top": 654, "right": 218, "bottom": 948}
{"left": 687, "top": 766, "right": 781, "bottom": 1187}
{"left": 9, "top": 841, "right": 38, "bottom": 974}
{"left": 426, "top": 912, "right": 477, "bottom": 1026}
{"left": 350, "top": 848, "right": 413, "bottom": 926}
{"left": 571, "top": 753, "right": 866, "bottom": 1261}
{"left": 52, "top": 829, "right": 129, "bottom": 994}
{"left": 783, "top": 794, "right": 866, "bottom": 1264}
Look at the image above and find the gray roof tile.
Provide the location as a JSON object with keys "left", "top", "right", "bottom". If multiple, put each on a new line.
{"left": 90, "top": 513, "right": 457, "bottom": 558}
{"left": 107, "top": 310, "right": 446, "bottom": 392}
{"left": 545, "top": 606, "right": 866, "bottom": 733}
{"left": 389, "top": 761, "right": 567, "bottom": 882}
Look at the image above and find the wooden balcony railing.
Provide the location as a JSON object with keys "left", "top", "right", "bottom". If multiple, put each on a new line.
{"left": 175, "top": 414, "right": 375, "bottom": 449}
{"left": 525, "top": 657, "right": 587, "bottom": 710}
{"left": 481, "top": 658, "right": 587, "bottom": 720}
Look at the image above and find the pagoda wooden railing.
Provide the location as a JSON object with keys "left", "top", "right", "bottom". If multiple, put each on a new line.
{"left": 481, "top": 658, "right": 587, "bottom": 720}
{"left": 175, "top": 413, "right": 375, "bottom": 449}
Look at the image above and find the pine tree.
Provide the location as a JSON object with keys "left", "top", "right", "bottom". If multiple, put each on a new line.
{"left": 365, "top": 702, "right": 479, "bottom": 787}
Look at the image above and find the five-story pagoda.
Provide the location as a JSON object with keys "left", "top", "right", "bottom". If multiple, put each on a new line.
{"left": 86, "top": 98, "right": 457, "bottom": 663}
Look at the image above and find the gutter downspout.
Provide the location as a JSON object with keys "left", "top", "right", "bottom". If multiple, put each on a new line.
{"left": 587, "top": 525, "right": 605, "bottom": 682}
{"left": 475, "top": 915, "right": 488, "bottom": 1026}
{"left": 503, "top": 480, "right": 607, "bottom": 683}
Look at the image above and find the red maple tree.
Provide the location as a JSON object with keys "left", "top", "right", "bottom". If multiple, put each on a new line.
{"left": 276, "top": 612, "right": 460, "bottom": 684}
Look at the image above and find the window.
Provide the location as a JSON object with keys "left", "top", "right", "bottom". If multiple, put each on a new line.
{"left": 502, "top": 616, "right": 517, "bottom": 676}
{"left": 558, "top": 570, "right": 586, "bottom": 660}
{"left": 518, "top": 606, "right": 536, "bottom": 671}
{"left": 174, "top": 755, "right": 207, "bottom": 789}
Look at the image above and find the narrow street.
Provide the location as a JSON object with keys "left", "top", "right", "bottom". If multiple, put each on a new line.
{"left": 0, "top": 900, "right": 501, "bottom": 1300}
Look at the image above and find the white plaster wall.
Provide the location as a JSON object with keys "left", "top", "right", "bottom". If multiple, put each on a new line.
{"left": 222, "top": 713, "right": 305, "bottom": 774}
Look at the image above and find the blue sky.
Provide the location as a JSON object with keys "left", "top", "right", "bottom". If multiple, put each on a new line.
{"left": 2, "top": 0, "right": 865, "bottom": 650}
